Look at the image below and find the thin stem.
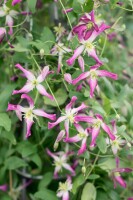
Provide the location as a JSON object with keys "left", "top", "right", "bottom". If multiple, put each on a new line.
{"left": 9, "top": 170, "right": 13, "bottom": 192}
{"left": 100, "top": 34, "right": 107, "bottom": 57}
{"left": 59, "top": 0, "right": 73, "bottom": 29}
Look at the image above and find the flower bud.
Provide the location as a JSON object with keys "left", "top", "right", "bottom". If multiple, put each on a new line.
{"left": 54, "top": 142, "right": 59, "bottom": 151}
{"left": 40, "top": 49, "right": 45, "bottom": 59}
{"left": 82, "top": 166, "right": 86, "bottom": 175}
{"left": 127, "top": 142, "right": 131, "bottom": 148}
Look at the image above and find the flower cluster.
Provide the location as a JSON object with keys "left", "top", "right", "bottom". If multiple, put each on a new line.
{"left": 2, "top": 3, "right": 132, "bottom": 199}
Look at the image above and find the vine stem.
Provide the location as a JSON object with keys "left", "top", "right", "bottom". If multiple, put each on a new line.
{"left": 59, "top": 0, "right": 73, "bottom": 29}
{"left": 85, "top": 151, "right": 100, "bottom": 180}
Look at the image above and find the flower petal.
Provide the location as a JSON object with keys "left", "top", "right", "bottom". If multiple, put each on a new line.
{"left": 0, "top": 10, "right": 6, "bottom": 17}
{"left": 101, "top": 123, "right": 116, "bottom": 140}
{"left": 63, "top": 192, "right": 69, "bottom": 200}
{"left": 37, "top": 66, "right": 49, "bottom": 83}
{"left": 55, "top": 130, "right": 65, "bottom": 143}
{"left": 46, "top": 148, "right": 58, "bottom": 160}
{"left": 74, "top": 115, "right": 95, "bottom": 123}
{"left": 88, "top": 48, "right": 102, "bottom": 65}
{"left": 65, "top": 135, "right": 81, "bottom": 143}
{"left": 25, "top": 118, "right": 34, "bottom": 138}
{"left": 78, "top": 138, "right": 87, "bottom": 155}
{"left": 72, "top": 71, "right": 90, "bottom": 85}
{"left": 6, "top": 15, "right": 13, "bottom": 35}
{"left": 97, "top": 70, "right": 118, "bottom": 80}
{"left": 12, "top": 0, "right": 22, "bottom": 6}
{"left": 66, "top": 45, "right": 84, "bottom": 66}
{"left": 33, "top": 109, "right": 56, "bottom": 121}
{"left": 63, "top": 163, "right": 75, "bottom": 175}
{"left": 78, "top": 56, "right": 85, "bottom": 72}
{"left": 48, "top": 116, "right": 67, "bottom": 129}
{"left": 12, "top": 82, "right": 34, "bottom": 95}
{"left": 65, "top": 96, "right": 77, "bottom": 113}
{"left": 64, "top": 73, "right": 72, "bottom": 84}
{"left": 36, "top": 84, "right": 54, "bottom": 100}
{"left": 64, "top": 119, "right": 69, "bottom": 138}
{"left": 114, "top": 175, "right": 126, "bottom": 188}
{"left": 15, "top": 64, "right": 35, "bottom": 81}
{"left": 88, "top": 77, "right": 97, "bottom": 98}
{"left": 72, "top": 103, "right": 88, "bottom": 114}
{"left": 21, "top": 94, "right": 34, "bottom": 108}
{"left": 90, "top": 126, "right": 100, "bottom": 147}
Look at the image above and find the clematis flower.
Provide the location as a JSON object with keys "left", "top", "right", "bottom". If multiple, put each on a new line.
{"left": 12, "top": 64, "right": 54, "bottom": 100}
{"left": 73, "top": 11, "right": 99, "bottom": 41}
{"left": 46, "top": 149, "right": 75, "bottom": 178}
{"left": 57, "top": 176, "right": 72, "bottom": 200}
{"left": 106, "top": 120, "right": 125, "bottom": 155}
{"left": 65, "top": 124, "right": 90, "bottom": 155}
{"left": 66, "top": 23, "right": 110, "bottom": 67}
{"left": 48, "top": 96, "right": 92, "bottom": 138}
{"left": 7, "top": 94, "right": 56, "bottom": 138}
{"left": 71, "top": 64, "right": 118, "bottom": 98}
{"left": 12, "top": 0, "right": 22, "bottom": 6}
{"left": 0, "top": 4, "right": 19, "bottom": 35}
{"left": 75, "top": 114, "right": 116, "bottom": 147}
{"left": 0, "top": 184, "right": 7, "bottom": 191}
{"left": 112, "top": 158, "right": 132, "bottom": 188}
{"left": 0, "top": 27, "right": 6, "bottom": 43}
{"left": 51, "top": 42, "right": 72, "bottom": 73}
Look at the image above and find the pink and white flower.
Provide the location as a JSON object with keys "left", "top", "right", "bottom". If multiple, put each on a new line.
{"left": 12, "top": 64, "right": 54, "bottom": 100}
{"left": 66, "top": 23, "right": 110, "bottom": 67}
{"left": 65, "top": 124, "right": 90, "bottom": 155}
{"left": 46, "top": 149, "right": 75, "bottom": 178}
{"left": 112, "top": 158, "right": 132, "bottom": 188}
{"left": 57, "top": 176, "right": 72, "bottom": 200}
{"left": 51, "top": 42, "right": 72, "bottom": 73}
{"left": 0, "top": 27, "right": 6, "bottom": 43}
{"left": 73, "top": 11, "right": 99, "bottom": 41}
{"left": 75, "top": 114, "right": 116, "bottom": 147}
{"left": 48, "top": 96, "right": 91, "bottom": 138}
{"left": 71, "top": 64, "right": 118, "bottom": 98}
{"left": 106, "top": 120, "right": 125, "bottom": 155}
{"left": 0, "top": 4, "right": 18, "bottom": 35}
{"left": 12, "top": 0, "right": 22, "bottom": 6}
{"left": 7, "top": 94, "right": 56, "bottom": 138}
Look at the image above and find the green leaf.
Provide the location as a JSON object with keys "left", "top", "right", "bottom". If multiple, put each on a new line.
{"left": 72, "top": 174, "right": 85, "bottom": 194}
{"left": 83, "top": 0, "right": 94, "bottom": 13}
{"left": 16, "top": 141, "right": 37, "bottom": 158}
{"left": 0, "top": 131, "right": 16, "bottom": 145}
{"left": 73, "top": 0, "right": 94, "bottom": 14}
{"left": 27, "top": 0, "right": 37, "bottom": 13}
{"left": 44, "top": 88, "right": 68, "bottom": 107}
{"left": 0, "top": 113, "right": 11, "bottom": 132}
{"left": 29, "top": 154, "right": 42, "bottom": 169}
{"left": 40, "top": 27, "right": 55, "bottom": 49}
{"left": 34, "top": 189, "right": 58, "bottom": 200}
{"left": 5, "top": 156, "right": 27, "bottom": 170}
{"left": 88, "top": 174, "right": 100, "bottom": 180}
{"left": 38, "top": 172, "right": 53, "bottom": 189}
{"left": 81, "top": 183, "right": 97, "bottom": 200}
{"left": 97, "top": 134, "right": 107, "bottom": 154}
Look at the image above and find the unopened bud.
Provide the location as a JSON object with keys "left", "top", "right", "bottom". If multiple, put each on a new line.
{"left": 54, "top": 142, "right": 59, "bottom": 151}
{"left": 28, "top": 33, "right": 33, "bottom": 41}
{"left": 116, "top": 114, "right": 120, "bottom": 120}
{"left": 82, "top": 166, "right": 86, "bottom": 175}
{"left": 127, "top": 142, "right": 131, "bottom": 148}
{"left": 40, "top": 49, "right": 45, "bottom": 59}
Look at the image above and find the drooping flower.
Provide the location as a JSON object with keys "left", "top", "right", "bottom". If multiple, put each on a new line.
{"left": 0, "top": 184, "right": 8, "bottom": 191}
{"left": 7, "top": 94, "right": 56, "bottom": 138}
{"left": 51, "top": 42, "right": 72, "bottom": 73}
{"left": 106, "top": 120, "right": 125, "bottom": 155}
{"left": 48, "top": 96, "right": 92, "bottom": 138}
{"left": 71, "top": 64, "right": 118, "bottom": 98}
{"left": 66, "top": 23, "right": 110, "bottom": 67}
{"left": 75, "top": 114, "right": 116, "bottom": 147}
{"left": 65, "top": 124, "right": 90, "bottom": 155}
{"left": 0, "top": 27, "right": 6, "bottom": 43}
{"left": 12, "top": 64, "right": 54, "bottom": 100}
{"left": 57, "top": 176, "right": 72, "bottom": 200}
{"left": 112, "top": 158, "right": 132, "bottom": 188}
{"left": 12, "top": 0, "right": 22, "bottom": 6}
{"left": 0, "top": 4, "right": 19, "bottom": 35}
{"left": 73, "top": 10, "right": 99, "bottom": 41}
{"left": 46, "top": 149, "right": 75, "bottom": 178}
{"left": 63, "top": 8, "right": 73, "bottom": 14}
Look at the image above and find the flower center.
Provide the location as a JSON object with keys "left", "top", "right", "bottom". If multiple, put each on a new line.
{"left": 58, "top": 181, "right": 72, "bottom": 192}
{"left": 54, "top": 157, "right": 66, "bottom": 168}
{"left": 114, "top": 172, "right": 120, "bottom": 177}
{"left": 25, "top": 109, "right": 33, "bottom": 120}
{"left": 93, "top": 119, "right": 101, "bottom": 128}
{"left": 90, "top": 70, "right": 97, "bottom": 79}
{"left": 78, "top": 132, "right": 87, "bottom": 139}
{"left": 67, "top": 114, "right": 74, "bottom": 123}
{"left": 32, "top": 79, "right": 38, "bottom": 86}
{"left": 87, "top": 22, "right": 93, "bottom": 30}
